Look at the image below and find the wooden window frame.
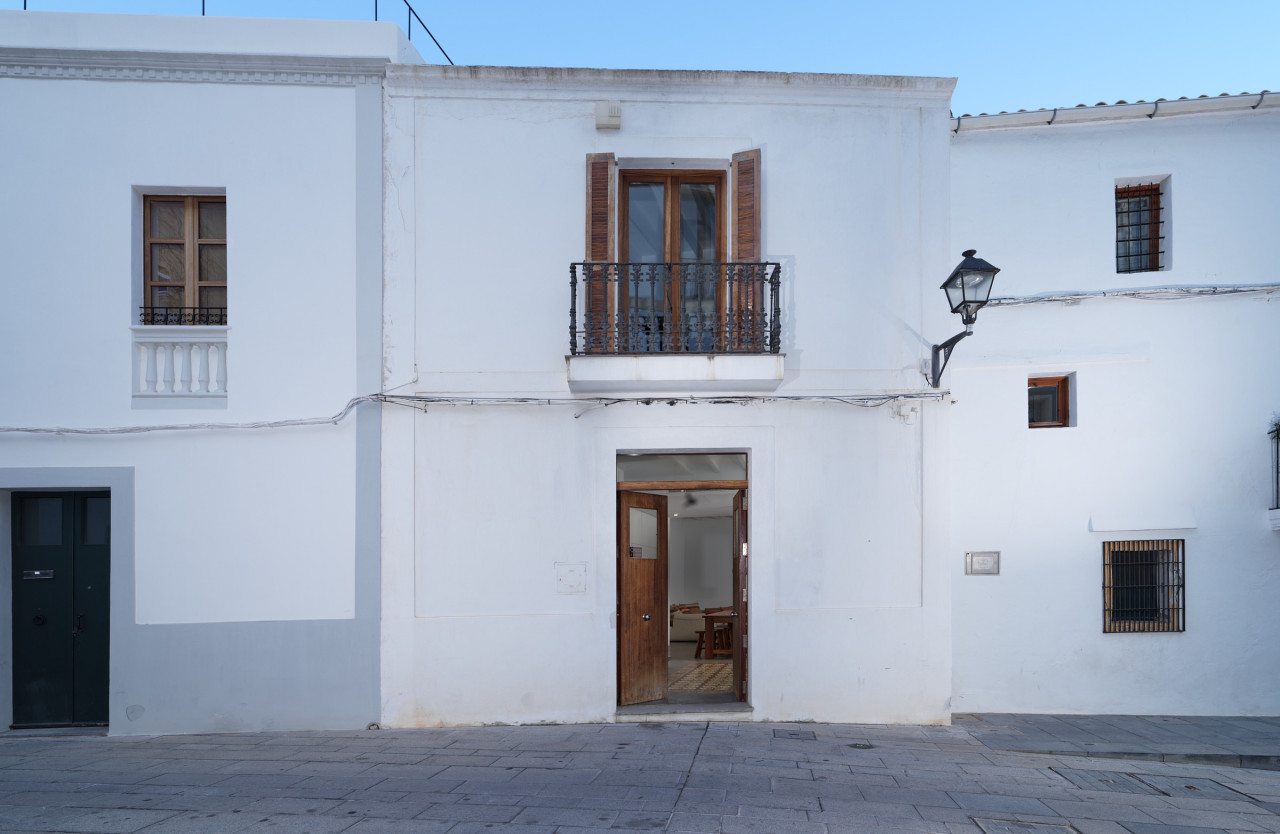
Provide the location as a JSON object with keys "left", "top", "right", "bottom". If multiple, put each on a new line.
{"left": 1103, "top": 539, "right": 1185, "bottom": 633}
{"left": 1115, "top": 183, "right": 1162, "bottom": 274}
{"left": 1028, "top": 375, "right": 1070, "bottom": 428}
{"left": 143, "top": 196, "right": 227, "bottom": 322}
{"left": 618, "top": 170, "right": 727, "bottom": 266}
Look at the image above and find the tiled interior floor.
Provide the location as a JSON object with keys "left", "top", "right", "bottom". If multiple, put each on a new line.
{"left": 667, "top": 640, "right": 735, "bottom": 705}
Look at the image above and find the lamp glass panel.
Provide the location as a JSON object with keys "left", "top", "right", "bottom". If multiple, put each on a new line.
{"left": 962, "top": 270, "right": 996, "bottom": 304}
{"left": 945, "top": 279, "right": 965, "bottom": 314}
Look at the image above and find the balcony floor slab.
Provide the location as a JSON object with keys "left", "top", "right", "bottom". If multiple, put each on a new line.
{"left": 566, "top": 353, "right": 784, "bottom": 394}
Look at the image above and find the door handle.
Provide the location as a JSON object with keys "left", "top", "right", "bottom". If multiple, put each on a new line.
{"left": 641, "top": 614, "right": 651, "bottom": 621}
{"left": 73, "top": 613, "right": 85, "bottom": 635}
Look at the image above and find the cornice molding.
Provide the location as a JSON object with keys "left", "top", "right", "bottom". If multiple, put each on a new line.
{"left": 0, "top": 47, "right": 388, "bottom": 86}
{"left": 386, "top": 64, "right": 956, "bottom": 105}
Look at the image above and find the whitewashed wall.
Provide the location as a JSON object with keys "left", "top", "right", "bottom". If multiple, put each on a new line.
{"left": 669, "top": 516, "right": 733, "bottom": 609}
{"left": 381, "top": 67, "right": 959, "bottom": 726}
{"left": 949, "top": 108, "right": 1280, "bottom": 714}
{"left": 0, "top": 12, "right": 401, "bottom": 733}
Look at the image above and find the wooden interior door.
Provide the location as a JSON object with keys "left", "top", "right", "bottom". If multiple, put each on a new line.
{"left": 617, "top": 491, "right": 668, "bottom": 705}
{"left": 732, "top": 488, "right": 748, "bottom": 702}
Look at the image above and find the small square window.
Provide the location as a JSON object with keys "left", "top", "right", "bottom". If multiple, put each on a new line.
{"left": 1116, "top": 183, "right": 1163, "bottom": 273}
{"left": 1103, "top": 539, "right": 1185, "bottom": 633}
{"left": 1028, "top": 376, "right": 1070, "bottom": 428}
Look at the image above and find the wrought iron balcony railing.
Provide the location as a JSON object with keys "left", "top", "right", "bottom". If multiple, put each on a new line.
{"left": 139, "top": 307, "right": 228, "bottom": 326}
{"left": 569, "top": 262, "right": 781, "bottom": 356}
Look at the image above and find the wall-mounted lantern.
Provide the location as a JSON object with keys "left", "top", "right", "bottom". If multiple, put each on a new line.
{"left": 929, "top": 249, "right": 1000, "bottom": 388}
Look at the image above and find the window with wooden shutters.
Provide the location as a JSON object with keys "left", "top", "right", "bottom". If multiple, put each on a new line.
{"left": 619, "top": 170, "right": 724, "bottom": 352}
{"left": 571, "top": 149, "right": 779, "bottom": 356}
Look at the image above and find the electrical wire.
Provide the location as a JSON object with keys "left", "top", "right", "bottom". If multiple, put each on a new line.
{"left": 0, "top": 395, "right": 380, "bottom": 436}
{"left": 988, "top": 282, "right": 1280, "bottom": 307}
{"left": 0, "top": 391, "right": 944, "bottom": 435}
{"left": 378, "top": 391, "right": 947, "bottom": 419}
{"left": 8, "top": 278, "right": 1274, "bottom": 436}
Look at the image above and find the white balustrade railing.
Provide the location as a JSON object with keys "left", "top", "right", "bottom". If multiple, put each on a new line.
{"left": 131, "top": 326, "right": 229, "bottom": 398}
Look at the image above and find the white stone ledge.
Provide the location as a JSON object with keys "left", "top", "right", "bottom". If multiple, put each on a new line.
{"left": 566, "top": 354, "right": 784, "bottom": 394}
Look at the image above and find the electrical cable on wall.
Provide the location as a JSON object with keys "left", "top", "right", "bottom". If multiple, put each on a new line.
{"left": 988, "top": 282, "right": 1280, "bottom": 307}
{"left": 0, "top": 395, "right": 381, "bottom": 436}
{"left": 7, "top": 280, "right": 1271, "bottom": 436}
{"left": 0, "top": 391, "right": 946, "bottom": 435}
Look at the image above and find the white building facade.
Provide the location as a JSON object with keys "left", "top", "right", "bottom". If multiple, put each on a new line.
{"left": 379, "top": 64, "right": 958, "bottom": 727}
{"left": 1, "top": 11, "right": 1277, "bottom": 734}
{"left": 0, "top": 11, "right": 414, "bottom": 734}
{"left": 948, "top": 98, "right": 1280, "bottom": 716}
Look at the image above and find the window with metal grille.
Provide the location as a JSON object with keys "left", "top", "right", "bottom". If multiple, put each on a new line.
{"left": 1102, "top": 539, "right": 1184, "bottom": 633}
{"left": 1115, "top": 183, "right": 1163, "bottom": 273}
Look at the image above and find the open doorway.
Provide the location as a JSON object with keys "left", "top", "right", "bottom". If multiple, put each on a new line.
{"left": 616, "top": 454, "right": 748, "bottom": 710}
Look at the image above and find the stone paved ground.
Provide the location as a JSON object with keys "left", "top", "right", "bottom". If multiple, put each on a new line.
{"left": 0, "top": 716, "right": 1278, "bottom": 833}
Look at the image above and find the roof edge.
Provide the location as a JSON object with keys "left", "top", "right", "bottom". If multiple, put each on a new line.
{"left": 389, "top": 64, "right": 957, "bottom": 96}
{"left": 0, "top": 46, "right": 389, "bottom": 86}
{"left": 952, "top": 91, "right": 1278, "bottom": 132}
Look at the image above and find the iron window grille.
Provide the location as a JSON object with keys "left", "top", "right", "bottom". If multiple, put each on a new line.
{"left": 1115, "top": 184, "right": 1164, "bottom": 274}
{"left": 1102, "top": 539, "right": 1185, "bottom": 633}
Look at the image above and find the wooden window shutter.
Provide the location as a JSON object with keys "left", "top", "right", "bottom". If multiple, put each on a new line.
{"left": 585, "top": 153, "right": 615, "bottom": 261}
{"left": 732, "top": 149, "right": 761, "bottom": 261}
{"left": 731, "top": 149, "right": 762, "bottom": 349}
{"left": 584, "top": 153, "right": 615, "bottom": 352}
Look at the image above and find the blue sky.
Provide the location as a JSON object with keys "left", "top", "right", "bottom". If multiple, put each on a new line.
{"left": 4, "top": 0, "right": 1276, "bottom": 116}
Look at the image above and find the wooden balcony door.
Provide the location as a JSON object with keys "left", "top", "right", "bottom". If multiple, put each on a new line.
{"left": 619, "top": 171, "right": 725, "bottom": 352}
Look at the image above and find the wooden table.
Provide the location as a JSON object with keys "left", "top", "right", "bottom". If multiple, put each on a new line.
{"left": 702, "top": 612, "right": 734, "bottom": 659}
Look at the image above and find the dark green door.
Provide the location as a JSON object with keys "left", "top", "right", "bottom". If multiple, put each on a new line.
{"left": 11, "top": 492, "right": 110, "bottom": 728}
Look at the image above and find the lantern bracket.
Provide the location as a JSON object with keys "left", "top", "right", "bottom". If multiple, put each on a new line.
{"left": 929, "top": 326, "right": 972, "bottom": 389}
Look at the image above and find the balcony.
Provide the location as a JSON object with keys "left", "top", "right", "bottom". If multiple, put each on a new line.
{"left": 132, "top": 308, "right": 228, "bottom": 407}
{"left": 566, "top": 262, "right": 784, "bottom": 394}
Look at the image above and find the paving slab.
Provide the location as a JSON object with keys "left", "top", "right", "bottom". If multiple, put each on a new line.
{"left": 0, "top": 716, "right": 1278, "bottom": 832}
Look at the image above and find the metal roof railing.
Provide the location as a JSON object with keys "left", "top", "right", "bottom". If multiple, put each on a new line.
{"left": 15, "top": 0, "right": 454, "bottom": 65}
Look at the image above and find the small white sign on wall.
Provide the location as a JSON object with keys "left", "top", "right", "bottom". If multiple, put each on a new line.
{"left": 965, "top": 551, "right": 1000, "bottom": 575}
{"left": 555, "top": 562, "right": 588, "bottom": 594}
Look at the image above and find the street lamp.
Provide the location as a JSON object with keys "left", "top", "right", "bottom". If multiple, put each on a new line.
{"left": 928, "top": 249, "right": 1000, "bottom": 388}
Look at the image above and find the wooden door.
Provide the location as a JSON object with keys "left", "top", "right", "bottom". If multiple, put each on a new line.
{"left": 617, "top": 491, "right": 668, "bottom": 705}
{"left": 11, "top": 492, "right": 110, "bottom": 727}
{"left": 732, "top": 489, "right": 748, "bottom": 702}
{"left": 619, "top": 171, "right": 725, "bottom": 352}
